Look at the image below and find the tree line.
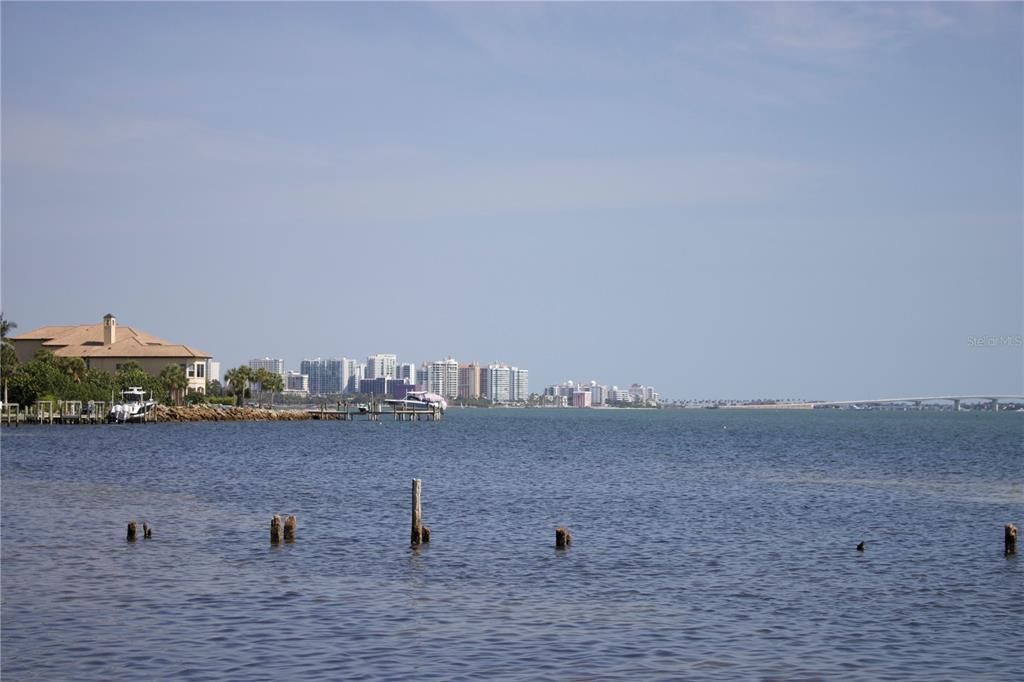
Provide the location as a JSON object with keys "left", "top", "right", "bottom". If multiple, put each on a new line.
{"left": 223, "top": 365, "right": 284, "bottom": 408}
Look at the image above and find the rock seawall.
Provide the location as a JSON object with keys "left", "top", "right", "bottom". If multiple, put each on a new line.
{"left": 155, "top": 405, "right": 312, "bottom": 422}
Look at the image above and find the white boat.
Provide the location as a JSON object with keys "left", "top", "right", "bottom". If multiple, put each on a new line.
{"left": 108, "top": 387, "right": 157, "bottom": 423}
{"left": 385, "top": 391, "right": 448, "bottom": 413}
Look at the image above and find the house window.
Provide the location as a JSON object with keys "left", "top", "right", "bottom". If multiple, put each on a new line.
{"left": 195, "top": 363, "right": 205, "bottom": 378}
{"left": 185, "top": 363, "right": 195, "bottom": 378}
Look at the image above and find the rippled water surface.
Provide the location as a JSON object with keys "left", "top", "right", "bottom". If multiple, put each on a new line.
{"left": 2, "top": 409, "right": 1021, "bottom": 679}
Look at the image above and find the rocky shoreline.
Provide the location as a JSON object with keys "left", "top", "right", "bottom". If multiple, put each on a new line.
{"left": 154, "top": 405, "right": 312, "bottom": 422}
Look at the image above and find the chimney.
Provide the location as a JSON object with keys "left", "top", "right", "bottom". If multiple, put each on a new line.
{"left": 103, "top": 313, "right": 117, "bottom": 346}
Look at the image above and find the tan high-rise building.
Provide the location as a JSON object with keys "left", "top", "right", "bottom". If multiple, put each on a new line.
{"left": 458, "top": 363, "right": 481, "bottom": 399}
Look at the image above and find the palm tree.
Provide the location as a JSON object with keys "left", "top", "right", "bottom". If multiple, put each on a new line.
{"left": 1, "top": 314, "right": 17, "bottom": 395}
{"left": 159, "top": 365, "right": 189, "bottom": 406}
{"left": 0, "top": 313, "right": 16, "bottom": 349}
{"left": 251, "top": 367, "right": 270, "bottom": 407}
{"left": 55, "top": 356, "right": 87, "bottom": 384}
{"left": 224, "top": 366, "right": 253, "bottom": 407}
{"left": 261, "top": 371, "right": 284, "bottom": 409}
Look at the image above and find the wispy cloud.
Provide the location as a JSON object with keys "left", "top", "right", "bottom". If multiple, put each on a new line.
{"left": 285, "top": 153, "right": 818, "bottom": 223}
{"left": 2, "top": 112, "right": 332, "bottom": 176}
{"left": 740, "top": 2, "right": 956, "bottom": 55}
{"left": 3, "top": 107, "right": 820, "bottom": 225}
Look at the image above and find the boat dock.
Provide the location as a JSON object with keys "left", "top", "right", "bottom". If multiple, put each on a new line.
{"left": 308, "top": 401, "right": 444, "bottom": 422}
{"left": 1, "top": 400, "right": 443, "bottom": 426}
{"left": 2, "top": 400, "right": 114, "bottom": 426}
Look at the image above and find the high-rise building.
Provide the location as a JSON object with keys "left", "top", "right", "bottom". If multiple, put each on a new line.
{"left": 366, "top": 353, "right": 397, "bottom": 379}
{"left": 389, "top": 380, "right": 414, "bottom": 400}
{"left": 609, "top": 386, "right": 631, "bottom": 403}
{"left": 397, "top": 363, "right": 417, "bottom": 386}
{"left": 458, "top": 363, "right": 481, "bottom": 399}
{"left": 300, "top": 358, "right": 344, "bottom": 395}
{"left": 485, "top": 364, "right": 511, "bottom": 403}
{"left": 479, "top": 367, "right": 490, "bottom": 399}
{"left": 509, "top": 367, "right": 529, "bottom": 402}
{"left": 207, "top": 361, "right": 221, "bottom": 384}
{"left": 248, "top": 357, "right": 285, "bottom": 378}
{"left": 341, "top": 358, "right": 357, "bottom": 393}
{"left": 590, "top": 382, "right": 606, "bottom": 406}
{"left": 545, "top": 381, "right": 582, "bottom": 399}
{"left": 359, "top": 377, "right": 389, "bottom": 396}
{"left": 428, "top": 358, "right": 459, "bottom": 399}
{"left": 284, "top": 371, "right": 309, "bottom": 395}
{"left": 573, "top": 390, "right": 593, "bottom": 408}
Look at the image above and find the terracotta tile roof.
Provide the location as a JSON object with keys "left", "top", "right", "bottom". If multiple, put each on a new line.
{"left": 13, "top": 325, "right": 79, "bottom": 340}
{"left": 13, "top": 322, "right": 212, "bottom": 359}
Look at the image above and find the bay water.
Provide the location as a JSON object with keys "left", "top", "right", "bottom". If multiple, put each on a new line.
{"left": 2, "top": 409, "right": 1021, "bottom": 680}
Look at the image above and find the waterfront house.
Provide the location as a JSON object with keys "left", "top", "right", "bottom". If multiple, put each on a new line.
{"left": 11, "top": 314, "right": 212, "bottom": 394}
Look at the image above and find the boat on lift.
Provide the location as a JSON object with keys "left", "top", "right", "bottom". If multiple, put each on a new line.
{"left": 108, "top": 387, "right": 157, "bottom": 423}
{"left": 384, "top": 391, "right": 448, "bottom": 413}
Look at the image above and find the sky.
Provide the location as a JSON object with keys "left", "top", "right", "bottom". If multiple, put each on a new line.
{"left": 2, "top": 1, "right": 1021, "bottom": 400}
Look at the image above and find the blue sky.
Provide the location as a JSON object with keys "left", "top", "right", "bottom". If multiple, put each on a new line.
{"left": 2, "top": 2, "right": 1021, "bottom": 400}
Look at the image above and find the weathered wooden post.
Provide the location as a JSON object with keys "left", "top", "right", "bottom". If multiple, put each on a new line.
{"left": 411, "top": 479, "right": 424, "bottom": 546}
{"left": 1005, "top": 523, "right": 1018, "bottom": 556}
{"left": 555, "top": 527, "right": 572, "bottom": 549}
{"left": 284, "top": 515, "right": 297, "bottom": 543}
{"left": 127, "top": 521, "right": 137, "bottom": 541}
{"left": 143, "top": 523, "right": 152, "bottom": 539}
{"left": 270, "top": 514, "right": 283, "bottom": 544}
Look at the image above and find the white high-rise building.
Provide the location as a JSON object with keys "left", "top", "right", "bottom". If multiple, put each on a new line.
{"left": 367, "top": 353, "right": 397, "bottom": 379}
{"left": 341, "top": 358, "right": 357, "bottom": 393}
{"left": 284, "top": 371, "right": 309, "bottom": 396}
{"left": 207, "top": 360, "right": 221, "bottom": 384}
{"left": 590, "top": 382, "right": 606, "bottom": 406}
{"left": 428, "top": 358, "right": 459, "bottom": 399}
{"left": 509, "top": 367, "right": 529, "bottom": 402}
{"left": 485, "top": 364, "right": 511, "bottom": 403}
{"left": 610, "top": 386, "right": 632, "bottom": 403}
{"left": 248, "top": 357, "right": 285, "bottom": 378}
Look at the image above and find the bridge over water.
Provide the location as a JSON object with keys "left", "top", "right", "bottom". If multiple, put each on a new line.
{"left": 723, "top": 396, "right": 1023, "bottom": 411}
{"left": 815, "top": 395, "right": 1023, "bottom": 411}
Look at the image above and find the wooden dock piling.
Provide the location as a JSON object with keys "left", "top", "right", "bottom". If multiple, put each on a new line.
{"left": 1005, "top": 523, "right": 1018, "bottom": 556}
{"left": 555, "top": 527, "right": 572, "bottom": 549}
{"left": 127, "top": 521, "right": 137, "bottom": 541}
{"left": 411, "top": 479, "right": 425, "bottom": 546}
{"left": 270, "top": 514, "right": 283, "bottom": 544}
{"left": 143, "top": 523, "right": 152, "bottom": 539}
{"left": 284, "top": 515, "right": 297, "bottom": 543}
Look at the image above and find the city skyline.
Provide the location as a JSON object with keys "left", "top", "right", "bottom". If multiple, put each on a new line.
{"left": 246, "top": 352, "right": 666, "bottom": 402}
{"left": 2, "top": 3, "right": 1020, "bottom": 400}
